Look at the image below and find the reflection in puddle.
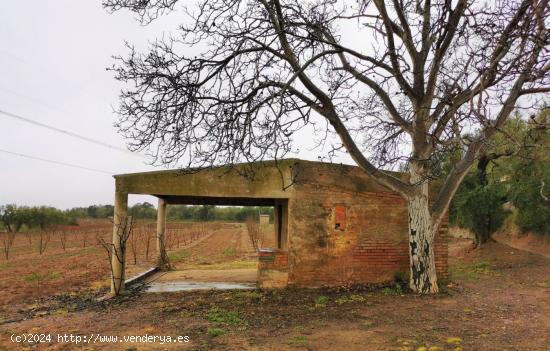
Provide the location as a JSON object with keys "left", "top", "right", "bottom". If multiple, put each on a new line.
{"left": 146, "top": 281, "right": 256, "bottom": 292}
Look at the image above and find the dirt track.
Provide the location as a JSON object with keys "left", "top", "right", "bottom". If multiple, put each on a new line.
{"left": 155, "top": 223, "right": 259, "bottom": 285}
{"left": 170, "top": 223, "right": 257, "bottom": 268}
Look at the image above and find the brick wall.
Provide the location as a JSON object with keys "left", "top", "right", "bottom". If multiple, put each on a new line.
{"left": 287, "top": 184, "right": 449, "bottom": 287}
{"left": 257, "top": 249, "right": 289, "bottom": 288}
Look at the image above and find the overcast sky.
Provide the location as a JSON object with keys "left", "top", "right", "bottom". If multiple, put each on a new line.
{"left": 0, "top": 1, "right": 350, "bottom": 209}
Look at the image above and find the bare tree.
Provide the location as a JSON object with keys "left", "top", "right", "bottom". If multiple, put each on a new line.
{"left": 25, "top": 232, "right": 32, "bottom": 247}
{"left": 2, "top": 232, "right": 17, "bottom": 260}
{"left": 37, "top": 230, "right": 52, "bottom": 255}
{"left": 245, "top": 216, "right": 262, "bottom": 251}
{"left": 81, "top": 230, "right": 89, "bottom": 248}
{"left": 97, "top": 216, "right": 134, "bottom": 296}
{"left": 142, "top": 226, "right": 152, "bottom": 261}
{"left": 59, "top": 230, "right": 68, "bottom": 251}
{"left": 165, "top": 228, "right": 176, "bottom": 250}
{"left": 129, "top": 226, "right": 139, "bottom": 265}
{"left": 104, "top": 0, "right": 549, "bottom": 293}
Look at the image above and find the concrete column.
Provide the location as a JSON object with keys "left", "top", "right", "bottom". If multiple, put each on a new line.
{"left": 156, "top": 198, "right": 170, "bottom": 270}
{"left": 111, "top": 191, "right": 128, "bottom": 295}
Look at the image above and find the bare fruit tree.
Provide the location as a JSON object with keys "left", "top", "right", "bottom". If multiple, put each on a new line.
{"left": 104, "top": 0, "right": 550, "bottom": 293}
{"left": 37, "top": 230, "right": 51, "bottom": 255}
{"left": 2, "top": 232, "right": 17, "bottom": 260}
{"left": 142, "top": 226, "right": 152, "bottom": 261}
{"left": 81, "top": 230, "right": 89, "bottom": 248}
{"left": 245, "top": 217, "right": 262, "bottom": 251}
{"left": 59, "top": 230, "right": 68, "bottom": 251}
{"left": 129, "top": 225, "right": 139, "bottom": 265}
{"left": 97, "top": 216, "right": 134, "bottom": 296}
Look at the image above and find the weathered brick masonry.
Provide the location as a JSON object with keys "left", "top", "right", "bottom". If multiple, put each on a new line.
{"left": 284, "top": 162, "right": 449, "bottom": 287}
{"left": 114, "top": 158, "right": 448, "bottom": 290}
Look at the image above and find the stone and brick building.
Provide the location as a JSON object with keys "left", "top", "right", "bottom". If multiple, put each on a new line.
{"left": 111, "top": 159, "right": 448, "bottom": 293}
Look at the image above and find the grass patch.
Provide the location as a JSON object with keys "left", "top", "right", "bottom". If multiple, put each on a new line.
{"left": 206, "top": 308, "right": 247, "bottom": 327}
{"left": 168, "top": 249, "right": 190, "bottom": 262}
{"left": 207, "top": 328, "right": 225, "bottom": 337}
{"left": 24, "top": 272, "right": 42, "bottom": 282}
{"left": 48, "top": 271, "right": 62, "bottom": 279}
{"left": 335, "top": 294, "right": 367, "bottom": 305}
{"left": 287, "top": 335, "right": 308, "bottom": 347}
{"left": 314, "top": 295, "right": 329, "bottom": 307}
{"left": 451, "top": 260, "right": 495, "bottom": 281}
{"left": 0, "top": 263, "right": 11, "bottom": 271}
{"left": 221, "top": 247, "right": 236, "bottom": 256}
{"left": 24, "top": 271, "right": 62, "bottom": 282}
{"left": 382, "top": 283, "right": 404, "bottom": 296}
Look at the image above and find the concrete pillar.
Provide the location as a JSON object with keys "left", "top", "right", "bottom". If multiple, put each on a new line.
{"left": 111, "top": 191, "right": 128, "bottom": 295}
{"left": 156, "top": 198, "right": 170, "bottom": 270}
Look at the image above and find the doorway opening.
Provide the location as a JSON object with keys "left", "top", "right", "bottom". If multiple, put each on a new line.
{"left": 146, "top": 197, "right": 288, "bottom": 292}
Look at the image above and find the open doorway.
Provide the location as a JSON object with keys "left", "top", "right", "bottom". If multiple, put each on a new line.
{"left": 146, "top": 198, "right": 288, "bottom": 292}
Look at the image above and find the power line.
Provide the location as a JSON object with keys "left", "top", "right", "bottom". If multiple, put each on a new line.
{"left": 0, "top": 109, "right": 145, "bottom": 158}
{"left": 0, "top": 148, "right": 113, "bottom": 175}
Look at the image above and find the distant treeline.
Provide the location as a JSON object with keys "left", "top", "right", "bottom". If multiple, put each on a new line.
{"left": 167, "top": 205, "right": 273, "bottom": 222}
{"left": 0, "top": 203, "right": 273, "bottom": 232}
{"left": 66, "top": 203, "right": 274, "bottom": 222}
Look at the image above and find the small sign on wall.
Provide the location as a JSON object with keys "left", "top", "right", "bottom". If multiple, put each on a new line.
{"left": 334, "top": 205, "right": 346, "bottom": 231}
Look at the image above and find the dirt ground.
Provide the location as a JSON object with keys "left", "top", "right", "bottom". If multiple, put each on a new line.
{"left": 493, "top": 232, "right": 550, "bottom": 259}
{"left": 157, "top": 222, "right": 261, "bottom": 284}
{"left": 0, "top": 221, "right": 119, "bottom": 308}
{"left": 1, "top": 229, "right": 550, "bottom": 350}
{"left": 168, "top": 223, "right": 258, "bottom": 269}
{"left": 0, "top": 222, "right": 258, "bottom": 316}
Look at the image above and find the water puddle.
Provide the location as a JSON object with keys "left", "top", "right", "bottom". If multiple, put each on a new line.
{"left": 146, "top": 281, "right": 256, "bottom": 292}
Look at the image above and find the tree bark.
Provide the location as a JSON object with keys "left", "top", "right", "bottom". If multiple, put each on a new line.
{"left": 408, "top": 166, "right": 439, "bottom": 293}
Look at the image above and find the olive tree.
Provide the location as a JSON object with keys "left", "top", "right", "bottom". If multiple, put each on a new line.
{"left": 104, "top": 0, "right": 550, "bottom": 293}
{"left": 0, "top": 204, "right": 29, "bottom": 233}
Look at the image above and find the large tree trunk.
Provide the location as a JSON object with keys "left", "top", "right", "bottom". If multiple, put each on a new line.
{"left": 408, "top": 167, "right": 439, "bottom": 294}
